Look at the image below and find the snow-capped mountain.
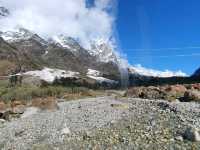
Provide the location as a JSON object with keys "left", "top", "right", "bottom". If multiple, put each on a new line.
{"left": 129, "top": 64, "right": 187, "bottom": 77}
{"left": 86, "top": 69, "right": 118, "bottom": 84}
{"left": 0, "top": 7, "right": 9, "bottom": 18}
{"left": 89, "top": 39, "right": 118, "bottom": 63}
{"left": 0, "top": 28, "right": 47, "bottom": 45}
{"left": 50, "top": 36, "right": 118, "bottom": 63}
{"left": 0, "top": 28, "right": 118, "bottom": 64}
{"left": 49, "top": 35, "right": 81, "bottom": 52}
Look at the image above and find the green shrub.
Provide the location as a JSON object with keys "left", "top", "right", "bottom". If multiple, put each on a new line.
{"left": 0, "top": 79, "right": 9, "bottom": 87}
{"left": 0, "top": 84, "right": 90, "bottom": 102}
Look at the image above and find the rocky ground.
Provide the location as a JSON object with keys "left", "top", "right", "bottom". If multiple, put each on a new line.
{"left": 126, "top": 83, "right": 200, "bottom": 102}
{"left": 0, "top": 96, "right": 200, "bottom": 149}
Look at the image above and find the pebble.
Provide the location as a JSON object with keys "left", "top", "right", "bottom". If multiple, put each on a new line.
{"left": 0, "top": 119, "right": 6, "bottom": 123}
{"left": 175, "top": 136, "right": 184, "bottom": 141}
{"left": 61, "top": 127, "right": 71, "bottom": 135}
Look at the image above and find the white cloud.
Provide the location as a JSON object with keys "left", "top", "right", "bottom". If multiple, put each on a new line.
{"left": 0, "top": 0, "right": 116, "bottom": 48}
{"left": 130, "top": 64, "right": 187, "bottom": 77}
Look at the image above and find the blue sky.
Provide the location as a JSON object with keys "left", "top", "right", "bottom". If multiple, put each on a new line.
{"left": 116, "top": 0, "right": 200, "bottom": 75}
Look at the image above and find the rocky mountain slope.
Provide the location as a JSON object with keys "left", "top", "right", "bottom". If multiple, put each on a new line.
{"left": 0, "top": 6, "right": 198, "bottom": 87}
{"left": 0, "top": 27, "right": 121, "bottom": 85}
{"left": 0, "top": 7, "right": 9, "bottom": 18}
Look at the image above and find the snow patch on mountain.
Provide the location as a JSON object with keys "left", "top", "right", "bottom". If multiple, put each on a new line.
{"left": 88, "top": 76, "right": 118, "bottom": 84}
{"left": 0, "top": 28, "right": 47, "bottom": 45}
{"left": 89, "top": 38, "right": 118, "bottom": 63}
{"left": 24, "top": 67, "right": 80, "bottom": 83}
{"left": 49, "top": 35, "right": 81, "bottom": 52}
{"left": 87, "top": 69, "right": 102, "bottom": 77}
{"left": 87, "top": 69, "right": 118, "bottom": 84}
{"left": 0, "top": 26, "right": 119, "bottom": 63}
{"left": 129, "top": 64, "right": 187, "bottom": 77}
{"left": 50, "top": 36, "right": 118, "bottom": 63}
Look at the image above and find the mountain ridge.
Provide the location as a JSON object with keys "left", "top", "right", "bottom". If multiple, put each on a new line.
{"left": 0, "top": 27, "right": 121, "bottom": 84}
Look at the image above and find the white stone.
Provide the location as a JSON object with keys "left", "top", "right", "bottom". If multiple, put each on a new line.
{"left": 0, "top": 119, "right": 6, "bottom": 123}
{"left": 175, "top": 136, "right": 183, "bottom": 141}
{"left": 61, "top": 127, "right": 71, "bottom": 135}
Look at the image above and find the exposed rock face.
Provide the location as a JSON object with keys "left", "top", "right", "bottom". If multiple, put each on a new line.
{"left": 89, "top": 39, "right": 118, "bottom": 63}
{"left": 0, "top": 7, "right": 9, "bottom": 18}
{"left": 126, "top": 84, "right": 195, "bottom": 102}
{"left": 184, "top": 127, "right": 200, "bottom": 142}
{"left": 126, "top": 86, "right": 167, "bottom": 100}
{"left": 22, "top": 76, "right": 43, "bottom": 87}
{"left": 164, "top": 85, "right": 187, "bottom": 93}
{"left": 183, "top": 90, "right": 200, "bottom": 102}
{"left": 0, "top": 37, "right": 20, "bottom": 75}
{"left": 190, "top": 83, "right": 200, "bottom": 90}
{"left": 0, "top": 37, "right": 19, "bottom": 60}
{"left": 49, "top": 35, "right": 82, "bottom": 53}
{"left": 0, "top": 28, "right": 120, "bottom": 84}
{"left": 0, "top": 28, "right": 47, "bottom": 45}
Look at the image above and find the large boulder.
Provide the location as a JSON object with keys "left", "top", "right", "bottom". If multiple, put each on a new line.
{"left": 183, "top": 90, "right": 200, "bottom": 102}
{"left": 0, "top": 101, "right": 6, "bottom": 113}
{"left": 0, "top": 101, "right": 11, "bottom": 120}
{"left": 125, "top": 86, "right": 166, "bottom": 100}
{"left": 184, "top": 127, "right": 200, "bottom": 142}
{"left": 188, "top": 83, "right": 200, "bottom": 91}
{"left": 126, "top": 84, "right": 188, "bottom": 101}
{"left": 162, "top": 85, "right": 187, "bottom": 101}
{"left": 164, "top": 85, "right": 187, "bottom": 94}
{"left": 11, "top": 105, "right": 26, "bottom": 114}
{"left": 11, "top": 100, "right": 26, "bottom": 114}
{"left": 22, "top": 76, "right": 43, "bottom": 87}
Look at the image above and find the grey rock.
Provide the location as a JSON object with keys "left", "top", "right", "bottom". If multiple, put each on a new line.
{"left": 175, "top": 136, "right": 184, "bottom": 141}
{"left": 12, "top": 105, "right": 26, "bottom": 114}
{"left": 184, "top": 127, "right": 200, "bottom": 142}
{"left": 183, "top": 90, "right": 200, "bottom": 102}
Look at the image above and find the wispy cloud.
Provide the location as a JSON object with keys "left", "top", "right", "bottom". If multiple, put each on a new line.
{"left": 0, "top": 0, "right": 117, "bottom": 48}
{"left": 130, "top": 64, "right": 187, "bottom": 77}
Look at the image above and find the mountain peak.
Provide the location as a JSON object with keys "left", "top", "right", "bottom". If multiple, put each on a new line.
{"left": 89, "top": 38, "right": 118, "bottom": 63}
{"left": 193, "top": 67, "right": 200, "bottom": 77}
{"left": 49, "top": 35, "right": 81, "bottom": 52}
{"left": 0, "top": 7, "right": 9, "bottom": 18}
{"left": 0, "top": 28, "right": 47, "bottom": 45}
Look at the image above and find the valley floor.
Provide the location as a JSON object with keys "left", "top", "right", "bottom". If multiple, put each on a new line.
{"left": 0, "top": 96, "right": 200, "bottom": 150}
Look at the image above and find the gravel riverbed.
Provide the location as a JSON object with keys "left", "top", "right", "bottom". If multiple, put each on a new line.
{"left": 0, "top": 96, "right": 200, "bottom": 150}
